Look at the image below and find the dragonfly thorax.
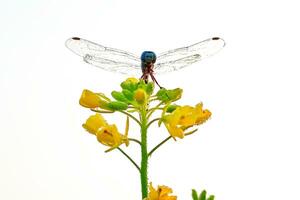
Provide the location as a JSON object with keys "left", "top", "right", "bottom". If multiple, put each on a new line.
{"left": 141, "top": 51, "right": 156, "bottom": 64}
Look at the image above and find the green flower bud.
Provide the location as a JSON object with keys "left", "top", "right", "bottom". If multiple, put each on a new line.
{"left": 107, "top": 101, "right": 128, "bottom": 111}
{"left": 156, "top": 88, "right": 183, "bottom": 103}
{"left": 121, "top": 77, "right": 139, "bottom": 91}
{"left": 156, "top": 88, "right": 167, "bottom": 101}
{"left": 137, "top": 80, "right": 147, "bottom": 90}
{"left": 122, "top": 89, "right": 134, "bottom": 101}
{"left": 199, "top": 190, "right": 207, "bottom": 200}
{"left": 145, "top": 82, "right": 154, "bottom": 95}
{"left": 207, "top": 195, "right": 215, "bottom": 200}
{"left": 192, "top": 189, "right": 199, "bottom": 200}
{"left": 111, "top": 91, "right": 128, "bottom": 102}
{"left": 166, "top": 104, "right": 179, "bottom": 113}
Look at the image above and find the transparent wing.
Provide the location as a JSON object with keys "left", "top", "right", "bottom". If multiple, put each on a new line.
{"left": 154, "top": 37, "right": 225, "bottom": 74}
{"left": 65, "top": 37, "right": 142, "bottom": 76}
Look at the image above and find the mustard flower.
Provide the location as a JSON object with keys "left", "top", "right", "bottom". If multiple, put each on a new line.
{"left": 144, "top": 183, "right": 177, "bottom": 200}
{"left": 82, "top": 113, "right": 107, "bottom": 135}
{"left": 79, "top": 89, "right": 109, "bottom": 109}
{"left": 162, "top": 103, "right": 211, "bottom": 139}
{"left": 96, "top": 124, "right": 129, "bottom": 152}
{"left": 82, "top": 113, "right": 129, "bottom": 152}
{"left": 194, "top": 103, "right": 212, "bottom": 125}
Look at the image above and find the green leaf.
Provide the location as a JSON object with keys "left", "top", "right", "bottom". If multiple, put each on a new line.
{"left": 207, "top": 195, "right": 215, "bottom": 200}
{"left": 199, "top": 190, "right": 207, "bottom": 200}
{"left": 107, "top": 101, "right": 128, "bottom": 111}
{"left": 192, "top": 189, "right": 199, "bottom": 200}
{"left": 111, "top": 91, "right": 128, "bottom": 102}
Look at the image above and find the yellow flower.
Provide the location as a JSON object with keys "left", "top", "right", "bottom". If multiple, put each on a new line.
{"left": 173, "top": 106, "right": 198, "bottom": 127}
{"left": 162, "top": 103, "right": 211, "bottom": 139}
{"left": 82, "top": 113, "right": 107, "bottom": 135}
{"left": 144, "top": 183, "right": 177, "bottom": 200}
{"left": 79, "top": 89, "right": 108, "bottom": 109}
{"left": 164, "top": 123, "right": 184, "bottom": 139}
{"left": 83, "top": 114, "right": 129, "bottom": 152}
{"left": 96, "top": 124, "right": 128, "bottom": 152}
{"left": 194, "top": 103, "right": 212, "bottom": 125}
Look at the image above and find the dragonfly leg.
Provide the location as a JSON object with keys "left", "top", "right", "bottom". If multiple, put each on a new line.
{"left": 150, "top": 73, "right": 163, "bottom": 88}
{"left": 140, "top": 73, "right": 149, "bottom": 83}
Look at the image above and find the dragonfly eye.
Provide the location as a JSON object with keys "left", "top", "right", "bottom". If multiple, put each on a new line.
{"left": 141, "top": 51, "right": 156, "bottom": 63}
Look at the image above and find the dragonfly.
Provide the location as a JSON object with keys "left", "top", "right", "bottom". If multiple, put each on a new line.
{"left": 65, "top": 37, "right": 225, "bottom": 88}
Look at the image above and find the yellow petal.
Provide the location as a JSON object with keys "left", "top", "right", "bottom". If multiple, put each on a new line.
{"left": 146, "top": 183, "right": 177, "bottom": 200}
{"left": 165, "top": 123, "right": 184, "bottom": 139}
{"left": 195, "top": 109, "right": 212, "bottom": 125}
{"left": 79, "top": 89, "right": 102, "bottom": 108}
{"left": 96, "top": 124, "right": 126, "bottom": 151}
{"left": 82, "top": 113, "right": 107, "bottom": 135}
{"left": 148, "top": 183, "right": 159, "bottom": 200}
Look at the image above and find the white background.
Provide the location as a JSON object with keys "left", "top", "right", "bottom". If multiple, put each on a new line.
{"left": 1, "top": 0, "right": 299, "bottom": 199}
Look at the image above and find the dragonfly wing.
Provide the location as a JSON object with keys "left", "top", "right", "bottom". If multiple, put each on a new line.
{"left": 65, "top": 37, "right": 142, "bottom": 76}
{"left": 154, "top": 37, "right": 225, "bottom": 74}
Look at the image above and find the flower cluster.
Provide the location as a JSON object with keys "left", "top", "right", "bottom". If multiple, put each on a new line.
{"left": 79, "top": 77, "right": 213, "bottom": 199}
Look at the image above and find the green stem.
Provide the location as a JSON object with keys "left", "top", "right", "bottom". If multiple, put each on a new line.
{"left": 148, "top": 129, "right": 198, "bottom": 157}
{"left": 140, "top": 109, "right": 148, "bottom": 199}
{"left": 117, "top": 147, "right": 140, "bottom": 172}
{"left": 146, "top": 107, "right": 163, "bottom": 114}
{"left": 90, "top": 109, "right": 114, "bottom": 113}
{"left": 146, "top": 118, "right": 161, "bottom": 129}
{"left": 118, "top": 110, "right": 142, "bottom": 126}
{"left": 147, "top": 102, "right": 164, "bottom": 119}
{"left": 128, "top": 138, "right": 142, "bottom": 146}
{"left": 148, "top": 136, "right": 172, "bottom": 157}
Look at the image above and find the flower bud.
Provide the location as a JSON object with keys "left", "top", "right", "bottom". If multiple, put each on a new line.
{"left": 107, "top": 101, "right": 128, "bottom": 111}
{"left": 166, "top": 104, "right": 179, "bottom": 113}
{"left": 156, "top": 88, "right": 183, "bottom": 103}
{"left": 134, "top": 88, "right": 147, "bottom": 104}
{"left": 111, "top": 91, "right": 128, "bottom": 103}
{"left": 145, "top": 82, "right": 154, "bottom": 95}
{"left": 79, "top": 89, "right": 104, "bottom": 108}
{"left": 121, "top": 77, "right": 139, "bottom": 91}
{"left": 122, "top": 89, "right": 134, "bottom": 101}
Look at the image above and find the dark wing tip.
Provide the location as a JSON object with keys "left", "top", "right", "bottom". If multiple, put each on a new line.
{"left": 72, "top": 37, "right": 81, "bottom": 40}
{"left": 212, "top": 37, "right": 226, "bottom": 47}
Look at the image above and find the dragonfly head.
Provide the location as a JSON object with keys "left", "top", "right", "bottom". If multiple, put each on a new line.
{"left": 141, "top": 51, "right": 156, "bottom": 64}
